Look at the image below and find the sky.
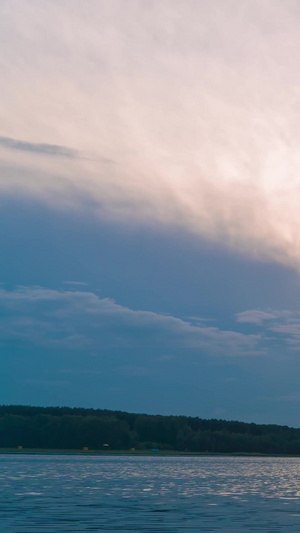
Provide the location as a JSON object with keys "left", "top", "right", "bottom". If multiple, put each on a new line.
{"left": 1, "top": 0, "right": 300, "bottom": 426}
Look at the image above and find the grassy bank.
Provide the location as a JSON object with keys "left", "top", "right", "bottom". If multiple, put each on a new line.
{"left": 0, "top": 448, "right": 299, "bottom": 457}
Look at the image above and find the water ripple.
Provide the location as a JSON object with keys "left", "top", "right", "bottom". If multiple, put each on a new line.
{"left": 1, "top": 455, "right": 300, "bottom": 531}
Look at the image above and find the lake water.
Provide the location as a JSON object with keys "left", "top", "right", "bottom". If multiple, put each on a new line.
{"left": 1, "top": 454, "right": 300, "bottom": 532}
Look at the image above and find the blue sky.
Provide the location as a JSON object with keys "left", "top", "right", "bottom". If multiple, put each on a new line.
{"left": 2, "top": 1, "right": 300, "bottom": 425}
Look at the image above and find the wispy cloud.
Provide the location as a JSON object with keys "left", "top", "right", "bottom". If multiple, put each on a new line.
{"left": 236, "top": 308, "right": 300, "bottom": 351}
{"left": 236, "top": 310, "right": 278, "bottom": 325}
{"left": 0, "top": 137, "right": 79, "bottom": 158}
{"left": 62, "top": 281, "right": 88, "bottom": 286}
{"left": 1, "top": 2, "right": 300, "bottom": 270}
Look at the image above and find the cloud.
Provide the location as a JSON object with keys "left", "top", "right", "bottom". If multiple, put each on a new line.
{"left": 237, "top": 307, "right": 300, "bottom": 351}
{"left": 275, "top": 391, "right": 300, "bottom": 403}
{"left": 22, "top": 379, "right": 69, "bottom": 388}
{"left": 236, "top": 310, "right": 278, "bottom": 325}
{"left": 0, "top": 286, "right": 260, "bottom": 356}
{"left": 1, "top": 2, "right": 300, "bottom": 270}
{"left": 62, "top": 281, "right": 88, "bottom": 286}
{"left": 0, "top": 137, "right": 79, "bottom": 158}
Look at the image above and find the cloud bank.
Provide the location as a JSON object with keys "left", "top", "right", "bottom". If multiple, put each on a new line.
{"left": 2, "top": 286, "right": 300, "bottom": 357}
{"left": 1, "top": 1, "right": 300, "bottom": 269}
{"left": 0, "top": 286, "right": 259, "bottom": 356}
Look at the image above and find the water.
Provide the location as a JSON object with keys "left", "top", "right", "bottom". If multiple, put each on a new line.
{"left": 1, "top": 454, "right": 300, "bottom": 532}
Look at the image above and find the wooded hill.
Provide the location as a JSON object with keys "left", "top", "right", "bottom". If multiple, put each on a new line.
{"left": 1, "top": 405, "right": 300, "bottom": 454}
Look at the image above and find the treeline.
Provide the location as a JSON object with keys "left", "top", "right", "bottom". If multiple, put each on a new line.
{"left": 1, "top": 405, "right": 300, "bottom": 454}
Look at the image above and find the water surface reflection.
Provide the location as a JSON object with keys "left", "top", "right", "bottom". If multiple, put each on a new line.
{"left": 1, "top": 454, "right": 300, "bottom": 531}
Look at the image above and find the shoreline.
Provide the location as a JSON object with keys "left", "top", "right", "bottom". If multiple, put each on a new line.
{"left": 1, "top": 449, "right": 300, "bottom": 457}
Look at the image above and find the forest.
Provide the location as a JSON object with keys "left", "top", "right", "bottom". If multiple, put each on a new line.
{"left": 1, "top": 405, "right": 300, "bottom": 454}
